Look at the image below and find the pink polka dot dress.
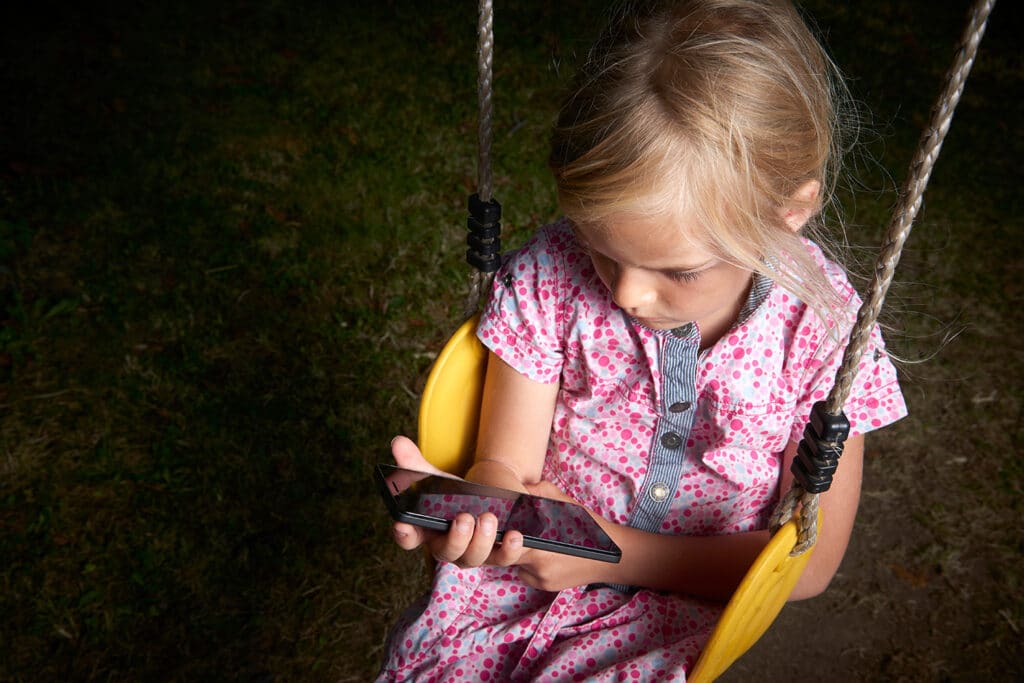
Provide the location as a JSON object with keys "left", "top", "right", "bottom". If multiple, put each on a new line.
{"left": 378, "top": 221, "right": 907, "bottom": 681}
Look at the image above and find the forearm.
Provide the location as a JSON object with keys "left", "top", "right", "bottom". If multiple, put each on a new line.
{"left": 595, "top": 523, "right": 770, "bottom": 601}
{"left": 508, "top": 482, "right": 773, "bottom": 598}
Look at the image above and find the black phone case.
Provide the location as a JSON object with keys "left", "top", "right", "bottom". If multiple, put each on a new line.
{"left": 374, "top": 464, "right": 621, "bottom": 563}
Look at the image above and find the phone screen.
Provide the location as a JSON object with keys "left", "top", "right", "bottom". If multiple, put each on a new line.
{"left": 374, "top": 464, "right": 621, "bottom": 563}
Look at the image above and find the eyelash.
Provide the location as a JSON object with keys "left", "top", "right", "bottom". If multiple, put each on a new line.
{"left": 667, "top": 269, "right": 702, "bottom": 283}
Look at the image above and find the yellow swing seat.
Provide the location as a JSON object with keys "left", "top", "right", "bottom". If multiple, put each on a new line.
{"left": 416, "top": 314, "right": 817, "bottom": 683}
{"left": 417, "top": 315, "right": 489, "bottom": 476}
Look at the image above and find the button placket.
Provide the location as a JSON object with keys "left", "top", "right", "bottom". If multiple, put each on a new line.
{"left": 628, "top": 328, "right": 699, "bottom": 534}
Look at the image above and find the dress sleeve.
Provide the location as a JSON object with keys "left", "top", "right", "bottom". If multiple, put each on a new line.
{"left": 475, "top": 224, "right": 573, "bottom": 384}
{"left": 788, "top": 264, "right": 908, "bottom": 443}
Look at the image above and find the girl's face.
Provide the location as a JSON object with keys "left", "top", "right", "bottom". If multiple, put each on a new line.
{"left": 574, "top": 214, "right": 754, "bottom": 346}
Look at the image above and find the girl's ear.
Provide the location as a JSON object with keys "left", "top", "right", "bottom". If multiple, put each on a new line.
{"left": 779, "top": 180, "right": 821, "bottom": 232}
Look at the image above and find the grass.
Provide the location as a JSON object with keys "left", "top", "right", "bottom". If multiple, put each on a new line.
{"left": 1, "top": 0, "right": 1021, "bottom": 681}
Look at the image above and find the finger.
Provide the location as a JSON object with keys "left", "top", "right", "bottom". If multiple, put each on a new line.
{"left": 489, "top": 529, "right": 526, "bottom": 567}
{"left": 430, "top": 512, "right": 475, "bottom": 564}
{"left": 459, "top": 513, "right": 500, "bottom": 567}
{"left": 392, "top": 521, "right": 427, "bottom": 551}
{"left": 390, "top": 435, "right": 450, "bottom": 477}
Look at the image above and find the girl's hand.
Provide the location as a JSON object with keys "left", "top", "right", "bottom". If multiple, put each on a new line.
{"left": 436, "top": 480, "right": 614, "bottom": 588}
{"left": 388, "top": 436, "right": 615, "bottom": 588}
{"left": 514, "top": 547, "right": 605, "bottom": 592}
{"left": 510, "top": 479, "right": 619, "bottom": 591}
{"left": 388, "top": 435, "right": 454, "bottom": 553}
{"left": 429, "top": 513, "right": 529, "bottom": 569}
{"left": 389, "top": 434, "right": 448, "bottom": 477}
{"left": 388, "top": 436, "right": 530, "bottom": 568}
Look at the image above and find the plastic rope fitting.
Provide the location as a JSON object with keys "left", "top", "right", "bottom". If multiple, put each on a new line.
{"left": 791, "top": 401, "right": 850, "bottom": 494}
{"left": 466, "top": 193, "right": 502, "bottom": 273}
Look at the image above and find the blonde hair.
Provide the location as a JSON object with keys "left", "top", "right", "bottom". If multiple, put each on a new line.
{"left": 549, "top": 0, "right": 856, "bottom": 324}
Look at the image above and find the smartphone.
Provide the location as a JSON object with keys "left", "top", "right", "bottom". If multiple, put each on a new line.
{"left": 374, "top": 463, "right": 621, "bottom": 563}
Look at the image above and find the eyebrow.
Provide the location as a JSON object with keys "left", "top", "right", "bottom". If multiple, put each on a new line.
{"left": 656, "top": 259, "right": 717, "bottom": 275}
{"left": 571, "top": 224, "right": 716, "bottom": 272}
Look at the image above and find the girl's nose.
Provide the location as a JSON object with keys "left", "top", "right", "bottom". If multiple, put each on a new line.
{"left": 611, "top": 267, "right": 656, "bottom": 311}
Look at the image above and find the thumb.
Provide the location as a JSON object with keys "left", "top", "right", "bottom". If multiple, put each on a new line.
{"left": 390, "top": 435, "right": 450, "bottom": 477}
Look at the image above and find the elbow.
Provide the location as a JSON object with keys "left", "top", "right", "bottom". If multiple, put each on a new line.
{"left": 787, "top": 560, "right": 840, "bottom": 601}
{"left": 788, "top": 575, "right": 832, "bottom": 601}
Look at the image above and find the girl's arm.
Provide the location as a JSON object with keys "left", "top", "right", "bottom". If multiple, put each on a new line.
{"left": 460, "top": 352, "right": 864, "bottom": 598}
{"left": 784, "top": 432, "right": 864, "bottom": 599}
{"left": 465, "top": 351, "right": 558, "bottom": 491}
{"left": 517, "top": 435, "right": 864, "bottom": 601}
{"left": 395, "top": 349, "right": 863, "bottom": 601}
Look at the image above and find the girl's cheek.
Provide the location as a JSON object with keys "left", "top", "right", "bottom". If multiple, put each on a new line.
{"left": 593, "top": 270, "right": 614, "bottom": 296}
{"left": 591, "top": 261, "right": 614, "bottom": 290}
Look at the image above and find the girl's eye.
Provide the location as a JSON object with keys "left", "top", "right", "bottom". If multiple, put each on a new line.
{"left": 667, "top": 269, "right": 702, "bottom": 283}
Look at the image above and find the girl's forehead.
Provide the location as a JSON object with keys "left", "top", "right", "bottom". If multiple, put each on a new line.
{"left": 576, "top": 211, "right": 707, "bottom": 244}
{"left": 574, "top": 213, "right": 718, "bottom": 268}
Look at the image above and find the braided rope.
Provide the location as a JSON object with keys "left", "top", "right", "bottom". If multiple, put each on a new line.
{"left": 476, "top": 0, "right": 495, "bottom": 204}
{"left": 772, "top": 0, "right": 997, "bottom": 555}
{"left": 466, "top": 0, "right": 497, "bottom": 316}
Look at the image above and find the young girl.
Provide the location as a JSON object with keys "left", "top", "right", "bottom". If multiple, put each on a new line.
{"left": 381, "top": 1, "right": 906, "bottom": 679}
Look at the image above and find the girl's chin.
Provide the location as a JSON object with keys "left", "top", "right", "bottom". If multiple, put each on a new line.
{"left": 634, "top": 316, "right": 684, "bottom": 330}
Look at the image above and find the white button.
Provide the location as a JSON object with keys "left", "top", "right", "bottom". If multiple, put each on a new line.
{"left": 649, "top": 483, "right": 669, "bottom": 502}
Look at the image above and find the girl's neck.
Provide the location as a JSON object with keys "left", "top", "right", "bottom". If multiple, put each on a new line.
{"left": 696, "top": 274, "right": 754, "bottom": 351}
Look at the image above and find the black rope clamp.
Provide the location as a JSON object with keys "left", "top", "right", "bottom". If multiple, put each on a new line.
{"left": 791, "top": 401, "right": 850, "bottom": 494}
{"left": 467, "top": 193, "right": 502, "bottom": 273}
